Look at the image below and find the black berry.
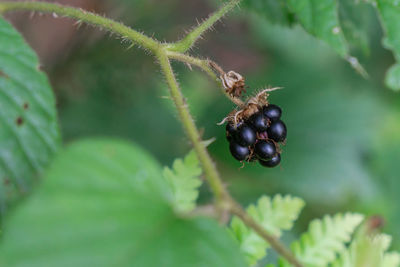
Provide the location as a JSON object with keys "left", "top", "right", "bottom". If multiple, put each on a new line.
{"left": 224, "top": 103, "right": 286, "bottom": 166}
{"left": 229, "top": 141, "right": 250, "bottom": 161}
{"left": 267, "top": 120, "right": 287, "bottom": 142}
{"left": 236, "top": 124, "right": 256, "bottom": 146}
{"left": 259, "top": 153, "right": 281, "bottom": 168}
{"left": 263, "top": 104, "right": 282, "bottom": 121}
{"left": 226, "top": 123, "right": 237, "bottom": 141}
{"left": 250, "top": 112, "right": 269, "bottom": 132}
{"left": 255, "top": 140, "right": 277, "bottom": 160}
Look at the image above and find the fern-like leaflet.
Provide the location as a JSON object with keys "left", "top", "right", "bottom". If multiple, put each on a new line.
{"left": 332, "top": 228, "right": 400, "bottom": 267}
{"left": 278, "top": 213, "right": 364, "bottom": 267}
{"left": 230, "top": 195, "right": 305, "bottom": 265}
{"left": 163, "top": 150, "right": 202, "bottom": 212}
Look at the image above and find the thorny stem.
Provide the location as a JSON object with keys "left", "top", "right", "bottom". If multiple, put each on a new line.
{"left": 0, "top": 1, "right": 303, "bottom": 266}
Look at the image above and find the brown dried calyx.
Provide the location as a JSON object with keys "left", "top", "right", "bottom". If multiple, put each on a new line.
{"left": 221, "top": 71, "right": 246, "bottom": 97}
{"left": 209, "top": 61, "right": 247, "bottom": 98}
{"left": 219, "top": 88, "right": 281, "bottom": 127}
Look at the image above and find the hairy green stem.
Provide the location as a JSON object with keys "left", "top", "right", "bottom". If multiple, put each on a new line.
{"left": 0, "top": 2, "right": 303, "bottom": 266}
{"left": 165, "top": 0, "right": 241, "bottom": 53}
{"left": 0, "top": 1, "right": 159, "bottom": 52}
{"left": 157, "top": 52, "right": 229, "bottom": 202}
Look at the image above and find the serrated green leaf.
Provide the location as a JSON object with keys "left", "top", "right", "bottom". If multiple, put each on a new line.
{"left": 290, "top": 213, "right": 364, "bottom": 267}
{"left": 0, "top": 139, "right": 246, "bottom": 267}
{"left": 280, "top": 0, "right": 367, "bottom": 76}
{"left": 376, "top": 0, "right": 400, "bottom": 91}
{"left": 0, "top": 18, "right": 61, "bottom": 215}
{"left": 230, "top": 195, "right": 305, "bottom": 266}
{"left": 163, "top": 150, "right": 202, "bottom": 212}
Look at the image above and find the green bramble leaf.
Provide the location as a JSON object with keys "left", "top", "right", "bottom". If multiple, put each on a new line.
{"left": 0, "top": 18, "right": 61, "bottom": 216}
{"left": 230, "top": 195, "right": 305, "bottom": 266}
{"left": 285, "top": 0, "right": 348, "bottom": 57}
{"left": 242, "top": 0, "right": 349, "bottom": 56}
{"left": 376, "top": 0, "right": 400, "bottom": 91}
{"left": 163, "top": 150, "right": 203, "bottom": 212}
{"left": 0, "top": 139, "right": 246, "bottom": 267}
{"left": 285, "top": 0, "right": 367, "bottom": 77}
{"left": 242, "top": 0, "right": 368, "bottom": 76}
{"left": 286, "top": 213, "right": 364, "bottom": 267}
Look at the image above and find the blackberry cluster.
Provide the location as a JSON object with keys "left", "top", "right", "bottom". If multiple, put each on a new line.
{"left": 226, "top": 104, "right": 286, "bottom": 168}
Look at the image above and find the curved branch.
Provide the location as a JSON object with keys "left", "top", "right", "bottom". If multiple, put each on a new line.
{"left": 0, "top": 1, "right": 160, "bottom": 53}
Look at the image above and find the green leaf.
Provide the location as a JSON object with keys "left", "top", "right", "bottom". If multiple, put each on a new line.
{"left": 230, "top": 195, "right": 305, "bottom": 265}
{"left": 276, "top": 0, "right": 368, "bottom": 76}
{"left": 163, "top": 150, "right": 203, "bottom": 212}
{"left": 289, "top": 213, "right": 364, "bottom": 267}
{"left": 376, "top": 0, "right": 400, "bottom": 91}
{"left": 285, "top": 0, "right": 348, "bottom": 57}
{"left": 242, "top": 0, "right": 351, "bottom": 53}
{"left": 0, "top": 18, "right": 61, "bottom": 213}
{"left": 0, "top": 139, "right": 246, "bottom": 267}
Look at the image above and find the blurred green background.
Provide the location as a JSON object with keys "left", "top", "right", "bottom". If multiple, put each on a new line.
{"left": 6, "top": 0, "right": 400, "bottom": 249}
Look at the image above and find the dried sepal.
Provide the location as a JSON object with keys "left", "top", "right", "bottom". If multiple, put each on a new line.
{"left": 221, "top": 71, "right": 246, "bottom": 97}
